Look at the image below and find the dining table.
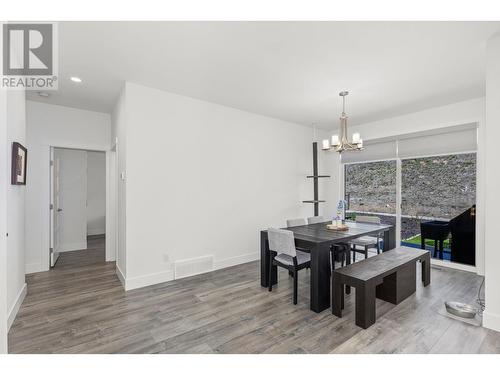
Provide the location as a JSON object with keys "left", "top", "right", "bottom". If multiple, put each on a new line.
{"left": 260, "top": 220, "right": 396, "bottom": 313}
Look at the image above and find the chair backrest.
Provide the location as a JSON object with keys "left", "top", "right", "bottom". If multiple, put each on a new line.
{"left": 286, "top": 218, "right": 306, "bottom": 227}
{"left": 355, "top": 215, "right": 381, "bottom": 224}
{"left": 307, "top": 216, "right": 325, "bottom": 225}
{"left": 268, "top": 228, "right": 297, "bottom": 257}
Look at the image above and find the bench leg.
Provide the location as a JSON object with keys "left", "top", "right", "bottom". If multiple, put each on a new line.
{"left": 376, "top": 263, "right": 416, "bottom": 305}
{"left": 332, "top": 273, "right": 344, "bottom": 317}
{"left": 422, "top": 253, "right": 431, "bottom": 286}
{"left": 355, "top": 285, "right": 376, "bottom": 329}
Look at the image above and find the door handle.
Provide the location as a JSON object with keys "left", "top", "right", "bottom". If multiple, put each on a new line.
{"left": 57, "top": 208, "right": 63, "bottom": 212}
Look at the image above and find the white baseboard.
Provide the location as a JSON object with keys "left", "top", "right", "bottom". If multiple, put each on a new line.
{"left": 87, "top": 229, "right": 105, "bottom": 236}
{"left": 116, "top": 264, "right": 126, "bottom": 289}
{"left": 7, "top": 283, "right": 27, "bottom": 331}
{"left": 59, "top": 241, "right": 88, "bottom": 252}
{"left": 25, "top": 263, "right": 43, "bottom": 274}
{"left": 483, "top": 310, "right": 500, "bottom": 332}
{"left": 214, "top": 252, "right": 260, "bottom": 271}
{"left": 124, "top": 269, "right": 174, "bottom": 291}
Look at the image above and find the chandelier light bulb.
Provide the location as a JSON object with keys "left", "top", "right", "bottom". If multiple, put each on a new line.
{"left": 352, "top": 132, "right": 361, "bottom": 144}
{"left": 331, "top": 135, "right": 340, "bottom": 146}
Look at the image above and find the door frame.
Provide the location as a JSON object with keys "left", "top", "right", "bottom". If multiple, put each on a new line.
{"left": 49, "top": 147, "right": 61, "bottom": 267}
{"left": 105, "top": 142, "right": 117, "bottom": 262}
{"left": 43, "top": 143, "right": 116, "bottom": 270}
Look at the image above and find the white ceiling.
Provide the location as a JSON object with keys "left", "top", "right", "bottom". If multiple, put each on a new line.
{"left": 28, "top": 21, "right": 500, "bottom": 127}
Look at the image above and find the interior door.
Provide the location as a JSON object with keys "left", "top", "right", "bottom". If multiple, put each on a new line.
{"left": 50, "top": 148, "right": 61, "bottom": 267}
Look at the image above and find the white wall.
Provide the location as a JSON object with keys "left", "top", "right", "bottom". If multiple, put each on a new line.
{"left": 87, "top": 151, "right": 106, "bottom": 236}
{"left": 483, "top": 33, "right": 500, "bottom": 332}
{"left": 116, "top": 82, "right": 319, "bottom": 289}
{"left": 25, "top": 101, "right": 111, "bottom": 273}
{"left": 322, "top": 97, "right": 486, "bottom": 275}
{"left": 55, "top": 148, "right": 88, "bottom": 252}
{"left": 5, "top": 90, "right": 27, "bottom": 332}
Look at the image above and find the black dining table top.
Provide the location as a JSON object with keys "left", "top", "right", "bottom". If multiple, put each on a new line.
{"left": 261, "top": 221, "right": 394, "bottom": 244}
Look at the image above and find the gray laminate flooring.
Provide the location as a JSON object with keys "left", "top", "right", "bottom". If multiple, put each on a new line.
{"left": 8, "top": 239, "right": 500, "bottom": 353}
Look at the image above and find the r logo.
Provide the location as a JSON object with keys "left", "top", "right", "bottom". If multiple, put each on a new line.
{"left": 3, "top": 23, "right": 53, "bottom": 76}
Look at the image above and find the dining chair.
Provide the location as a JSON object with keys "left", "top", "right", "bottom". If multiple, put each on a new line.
{"left": 286, "top": 217, "right": 311, "bottom": 259}
{"left": 286, "top": 218, "right": 307, "bottom": 227}
{"left": 267, "top": 228, "right": 311, "bottom": 305}
{"left": 306, "top": 215, "right": 349, "bottom": 268}
{"left": 331, "top": 244, "right": 349, "bottom": 269}
{"left": 349, "top": 215, "right": 382, "bottom": 262}
{"left": 307, "top": 216, "right": 325, "bottom": 224}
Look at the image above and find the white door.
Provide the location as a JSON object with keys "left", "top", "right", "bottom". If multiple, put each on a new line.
{"left": 50, "top": 148, "right": 61, "bottom": 267}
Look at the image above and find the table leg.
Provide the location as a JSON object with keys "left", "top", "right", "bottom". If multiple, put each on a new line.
{"left": 332, "top": 273, "right": 343, "bottom": 317}
{"left": 355, "top": 284, "right": 377, "bottom": 329}
{"left": 260, "top": 232, "right": 277, "bottom": 288}
{"left": 310, "top": 242, "right": 331, "bottom": 313}
{"left": 422, "top": 253, "right": 431, "bottom": 286}
{"left": 383, "top": 227, "right": 396, "bottom": 251}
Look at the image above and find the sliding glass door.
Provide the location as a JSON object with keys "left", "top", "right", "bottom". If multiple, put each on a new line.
{"left": 341, "top": 125, "right": 478, "bottom": 267}
{"left": 400, "top": 153, "right": 476, "bottom": 265}
{"left": 343, "top": 153, "right": 476, "bottom": 266}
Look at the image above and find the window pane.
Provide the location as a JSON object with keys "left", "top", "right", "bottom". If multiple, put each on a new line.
{"left": 401, "top": 153, "right": 476, "bottom": 265}
{"left": 344, "top": 160, "right": 397, "bottom": 227}
{"left": 401, "top": 154, "right": 476, "bottom": 219}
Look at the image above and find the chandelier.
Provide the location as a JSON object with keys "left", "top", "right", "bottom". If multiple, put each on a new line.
{"left": 322, "top": 91, "right": 363, "bottom": 153}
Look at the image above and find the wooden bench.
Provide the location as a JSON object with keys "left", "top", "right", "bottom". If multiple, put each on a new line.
{"left": 332, "top": 247, "right": 431, "bottom": 329}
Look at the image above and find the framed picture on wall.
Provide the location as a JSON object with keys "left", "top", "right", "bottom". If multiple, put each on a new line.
{"left": 11, "top": 142, "right": 27, "bottom": 185}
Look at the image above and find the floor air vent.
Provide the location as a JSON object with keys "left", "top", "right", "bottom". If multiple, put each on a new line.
{"left": 174, "top": 255, "right": 214, "bottom": 279}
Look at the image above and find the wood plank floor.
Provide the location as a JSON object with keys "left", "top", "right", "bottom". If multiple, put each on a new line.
{"left": 8, "top": 238, "right": 500, "bottom": 353}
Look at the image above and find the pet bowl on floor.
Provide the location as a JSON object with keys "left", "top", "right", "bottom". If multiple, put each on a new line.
{"left": 444, "top": 301, "right": 477, "bottom": 319}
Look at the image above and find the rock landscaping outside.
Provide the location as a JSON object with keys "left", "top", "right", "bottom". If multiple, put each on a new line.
{"left": 345, "top": 153, "right": 476, "bottom": 243}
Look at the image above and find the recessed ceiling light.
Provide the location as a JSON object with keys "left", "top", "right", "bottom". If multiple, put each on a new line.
{"left": 70, "top": 76, "right": 82, "bottom": 83}
{"left": 37, "top": 91, "right": 50, "bottom": 98}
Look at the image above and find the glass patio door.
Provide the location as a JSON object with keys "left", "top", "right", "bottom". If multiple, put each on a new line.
{"left": 400, "top": 153, "right": 477, "bottom": 265}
